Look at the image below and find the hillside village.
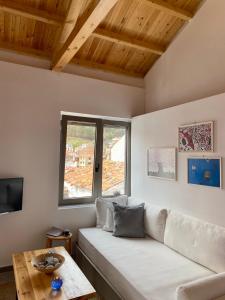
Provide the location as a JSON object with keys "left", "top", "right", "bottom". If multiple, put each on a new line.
{"left": 64, "top": 133, "right": 125, "bottom": 198}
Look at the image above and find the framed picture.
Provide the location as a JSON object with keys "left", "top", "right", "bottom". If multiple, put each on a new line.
{"left": 147, "top": 147, "right": 176, "bottom": 180}
{"left": 178, "top": 121, "right": 214, "bottom": 152}
{"left": 187, "top": 157, "right": 222, "bottom": 188}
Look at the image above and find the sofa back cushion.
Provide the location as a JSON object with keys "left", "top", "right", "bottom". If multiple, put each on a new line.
{"left": 144, "top": 204, "right": 168, "bottom": 243}
{"left": 164, "top": 211, "right": 225, "bottom": 273}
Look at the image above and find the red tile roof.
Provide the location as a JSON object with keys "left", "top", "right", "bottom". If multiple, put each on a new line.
{"left": 65, "top": 160, "right": 124, "bottom": 192}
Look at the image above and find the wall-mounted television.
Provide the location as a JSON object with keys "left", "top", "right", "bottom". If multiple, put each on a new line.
{"left": 0, "top": 178, "right": 23, "bottom": 214}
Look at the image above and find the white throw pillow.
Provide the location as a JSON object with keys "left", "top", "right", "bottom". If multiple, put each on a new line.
{"left": 176, "top": 272, "right": 225, "bottom": 300}
{"left": 95, "top": 195, "right": 128, "bottom": 229}
{"left": 165, "top": 211, "right": 225, "bottom": 273}
{"left": 144, "top": 204, "right": 168, "bottom": 242}
{"left": 102, "top": 206, "right": 114, "bottom": 232}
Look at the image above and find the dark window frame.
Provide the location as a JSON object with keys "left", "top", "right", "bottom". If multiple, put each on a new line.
{"left": 58, "top": 115, "right": 131, "bottom": 206}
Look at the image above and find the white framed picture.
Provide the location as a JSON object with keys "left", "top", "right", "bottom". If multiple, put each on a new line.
{"left": 147, "top": 147, "right": 177, "bottom": 181}
{"left": 178, "top": 121, "right": 214, "bottom": 152}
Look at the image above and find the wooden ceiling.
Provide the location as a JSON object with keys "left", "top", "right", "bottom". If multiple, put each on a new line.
{"left": 0, "top": 0, "right": 203, "bottom": 78}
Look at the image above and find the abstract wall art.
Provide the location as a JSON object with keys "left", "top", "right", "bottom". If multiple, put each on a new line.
{"left": 178, "top": 121, "right": 213, "bottom": 152}
{"left": 147, "top": 147, "right": 176, "bottom": 180}
{"left": 188, "top": 157, "right": 221, "bottom": 188}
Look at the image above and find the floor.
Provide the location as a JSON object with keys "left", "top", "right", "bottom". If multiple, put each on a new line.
{"left": 0, "top": 271, "right": 16, "bottom": 300}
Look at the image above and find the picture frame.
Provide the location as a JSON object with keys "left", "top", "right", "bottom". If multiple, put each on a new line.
{"left": 147, "top": 147, "right": 177, "bottom": 181}
{"left": 178, "top": 121, "right": 214, "bottom": 152}
{"left": 187, "top": 157, "right": 222, "bottom": 188}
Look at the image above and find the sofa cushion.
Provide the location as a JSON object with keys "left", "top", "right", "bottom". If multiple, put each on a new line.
{"left": 95, "top": 195, "right": 128, "bottom": 228}
{"left": 176, "top": 272, "right": 225, "bottom": 300}
{"left": 144, "top": 204, "right": 168, "bottom": 242}
{"left": 164, "top": 211, "right": 225, "bottom": 273}
{"left": 78, "top": 227, "right": 213, "bottom": 300}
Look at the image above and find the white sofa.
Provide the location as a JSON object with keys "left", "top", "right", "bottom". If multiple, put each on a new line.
{"left": 77, "top": 204, "right": 225, "bottom": 300}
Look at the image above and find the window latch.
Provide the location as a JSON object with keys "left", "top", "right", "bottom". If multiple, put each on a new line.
{"left": 95, "top": 163, "right": 100, "bottom": 173}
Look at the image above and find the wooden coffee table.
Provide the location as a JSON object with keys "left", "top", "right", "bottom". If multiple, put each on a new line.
{"left": 12, "top": 246, "right": 97, "bottom": 300}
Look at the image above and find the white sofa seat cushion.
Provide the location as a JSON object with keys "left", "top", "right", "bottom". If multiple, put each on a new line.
{"left": 144, "top": 204, "right": 168, "bottom": 242}
{"left": 176, "top": 272, "right": 225, "bottom": 300}
{"left": 164, "top": 211, "right": 225, "bottom": 273}
{"left": 78, "top": 227, "right": 213, "bottom": 300}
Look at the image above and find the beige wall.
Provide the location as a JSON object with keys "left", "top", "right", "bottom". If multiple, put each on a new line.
{"left": 145, "top": 0, "right": 225, "bottom": 112}
{"left": 131, "top": 93, "right": 225, "bottom": 226}
{"left": 0, "top": 61, "right": 144, "bottom": 266}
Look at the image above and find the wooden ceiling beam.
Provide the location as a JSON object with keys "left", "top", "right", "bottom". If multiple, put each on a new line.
{"left": 72, "top": 58, "right": 144, "bottom": 78}
{"left": 54, "top": 0, "right": 83, "bottom": 53}
{"left": 0, "top": 40, "right": 142, "bottom": 79}
{"left": 52, "top": 0, "right": 120, "bottom": 71}
{"left": 0, "top": 0, "right": 64, "bottom": 26}
{"left": 144, "top": 0, "right": 193, "bottom": 21}
{"left": 0, "top": 41, "right": 140, "bottom": 77}
{"left": 92, "top": 28, "right": 165, "bottom": 55}
{"left": 0, "top": 40, "right": 51, "bottom": 59}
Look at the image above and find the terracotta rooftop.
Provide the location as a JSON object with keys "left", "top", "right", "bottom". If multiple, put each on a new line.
{"left": 65, "top": 160, "right": 125, "bottom": 192}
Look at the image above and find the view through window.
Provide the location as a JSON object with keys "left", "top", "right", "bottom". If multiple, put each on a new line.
{"left": 64, "top": 122, "right": 96, "bottom": 198}
{"left": 102, "top": 126, "right": 126, "bottom": 196}
{"left": 59, "top": 115, "right": 130, "bottom": 205}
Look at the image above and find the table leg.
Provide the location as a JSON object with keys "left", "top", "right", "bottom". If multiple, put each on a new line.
{"left": 65, "top": 239, "right": 72, "bottom": 255}
{"left": 46, "top": 238, "right": 52, "bottom": 249}
{"left": 69, "top": 238, "right": 72, "bottom": 255}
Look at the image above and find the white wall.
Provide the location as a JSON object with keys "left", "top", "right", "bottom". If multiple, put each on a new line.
{"left": 0, "top": 60, "right": 144, "bottom": 267}
{"left": 145, "top": 0, "right": 225, "bottom": 112}
{"left": 131, "top": 93, "right": 225, "bottom": 227}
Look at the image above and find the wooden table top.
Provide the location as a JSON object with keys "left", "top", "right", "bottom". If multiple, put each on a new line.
{"left": 46, "top": 233, "right": 72, "bottom": 240}
{"left": 12, "top": 246, "right": 96, "bottom": 300}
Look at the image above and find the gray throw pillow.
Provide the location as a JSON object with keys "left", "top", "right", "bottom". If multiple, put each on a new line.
{"left": 113, "top": 203, "right": 145, "bottom": 238}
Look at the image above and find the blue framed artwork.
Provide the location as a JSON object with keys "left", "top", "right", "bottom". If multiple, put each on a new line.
{"left": 188, "top": 157, "right": 221, "bottom": 188}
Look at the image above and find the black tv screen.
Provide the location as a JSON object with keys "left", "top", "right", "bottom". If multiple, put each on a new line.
{"left": 0, "top": 178, "right": 23, "bottom": 214}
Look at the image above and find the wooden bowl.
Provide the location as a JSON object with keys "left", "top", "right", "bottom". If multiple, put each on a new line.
{"left": 31, "top": 252, "right": 65, "bottom": 274}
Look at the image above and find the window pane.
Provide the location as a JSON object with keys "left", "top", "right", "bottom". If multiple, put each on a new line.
{"left": 102, "top": 126, "right": 126, "bottom": 196}
{"left": 64, "top": 122, "right": 96, "bottom": 199}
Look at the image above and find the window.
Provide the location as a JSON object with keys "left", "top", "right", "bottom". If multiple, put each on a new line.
{"left": 59, "top": 115, "right": 131, "bottom": 206}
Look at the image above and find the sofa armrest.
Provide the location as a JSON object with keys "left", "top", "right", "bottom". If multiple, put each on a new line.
{"left": 176, "top": 273, "right": 225, "bottom": 300}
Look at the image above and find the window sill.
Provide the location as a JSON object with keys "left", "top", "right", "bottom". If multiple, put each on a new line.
{"left": 58, "top": 203, "right": 95, "bottom": 210}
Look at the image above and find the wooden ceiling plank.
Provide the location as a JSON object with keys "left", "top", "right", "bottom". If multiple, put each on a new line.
{"left": 54, "top": 0, "right": 83, "bottom": 53}
{"left": 144, "top": 0, "right": 193, "bottom": 21}
{"left": 92, "top": 28, "right": 165, "bottom": 55}
{"left": 0, "top": 0, "right": 64, "bottom": 26}
{"left": 72, "top": 57, "right": 144, "bottom": 78}
{"left": 52, "top": 0, "right": 120, "bottom": 71}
